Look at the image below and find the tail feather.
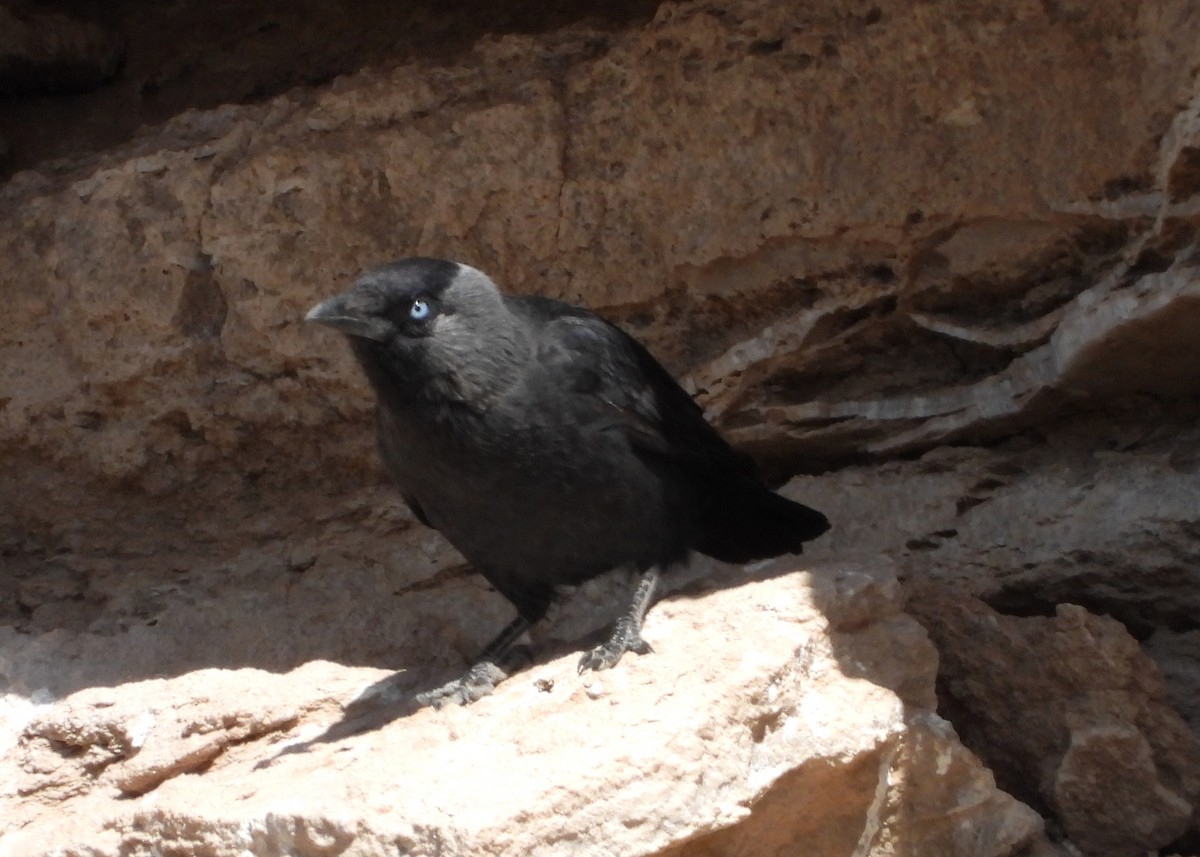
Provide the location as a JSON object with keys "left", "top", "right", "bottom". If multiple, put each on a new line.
{"left": 696, "top": 481, "right": 830, "bottom": 564}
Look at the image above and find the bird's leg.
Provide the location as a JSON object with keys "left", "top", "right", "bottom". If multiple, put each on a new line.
{"left": 578, "top": 568, "right": 660, "bottom": 674}
{"left": 477, "top": 614, "right": 535, "bottom": 669}
{"left": 416, "top": 615, "right": 532, "bottom": 708}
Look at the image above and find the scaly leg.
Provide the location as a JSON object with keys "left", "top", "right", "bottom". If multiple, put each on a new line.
{"left": 416, "top": 615, "right": 531, "bottom": 708}
{"left": 578, "top": 568, "right": 660, "bottom": 674}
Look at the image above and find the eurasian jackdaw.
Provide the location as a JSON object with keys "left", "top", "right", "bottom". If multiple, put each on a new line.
{"left": 306, "top": 258, "right": 830, "bottom": 707}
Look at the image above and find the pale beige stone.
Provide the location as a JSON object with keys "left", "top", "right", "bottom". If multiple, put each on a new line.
{"left": 1, "top": 565, "right": 1041, "bottom": 857}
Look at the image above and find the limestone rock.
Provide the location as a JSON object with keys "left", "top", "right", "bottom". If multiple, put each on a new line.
{"left": 906, "top": 586, "right": 1200, "bottom": 857}
{"left": 0, "top": 564, "right": 1041, "bottom": 857}
{"left": 3, "top": 0, "right": 1200, "bottom": 854}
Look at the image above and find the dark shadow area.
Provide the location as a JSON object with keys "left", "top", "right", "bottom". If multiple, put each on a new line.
{"left": 0, "top": 0, "right": 664, "bottom": 179}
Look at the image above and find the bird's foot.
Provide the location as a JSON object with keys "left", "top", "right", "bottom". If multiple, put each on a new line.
{"left": 578, "top": 617, "right": 654, "bottom": 674}
{"left": 416, "top": 660, "right": 507, "bottom": 709}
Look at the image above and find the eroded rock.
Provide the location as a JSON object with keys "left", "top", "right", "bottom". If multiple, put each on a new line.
{"left": 0, "top": 565, "right": 1042, "bottom": 857}
{"left": 906, "top": 587, "right": 1200, "bottom": 857}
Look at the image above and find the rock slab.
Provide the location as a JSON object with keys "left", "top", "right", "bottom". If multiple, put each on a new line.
{"left": 1, "top": 564, "right": 1041, "bottom": 857}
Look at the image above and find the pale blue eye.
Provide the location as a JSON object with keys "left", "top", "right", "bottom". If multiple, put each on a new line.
{"left": 409, "top": 299, "right": 431, "bottom": 320}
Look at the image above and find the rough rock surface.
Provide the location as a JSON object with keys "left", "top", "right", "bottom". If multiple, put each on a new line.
{"left": 2, "top": 0, "right": 1200, "bottom": 854}
{"left": 0, "top": 0, "right": 662, "bottom": 177}
{"left": 4, "top": 0, "right": 1200, "bottom": 546}
{"left": 906, "top": 586, "right": 1200, "bottom": 857}
{"left": 800, "top": 413, "right": 1200, "bottom": 658}
{"left": 0, "top": 565, "right": 1043, "bottom": 857}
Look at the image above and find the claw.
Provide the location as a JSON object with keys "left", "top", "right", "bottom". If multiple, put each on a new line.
{"left": 578, "top": 568, "right": 661, "bottom": 675}
{"left": 578, "top": 624, "right": 654, "bottom": 674}
{"left": 416, "top": 661, "right": 507, "bottom": 709}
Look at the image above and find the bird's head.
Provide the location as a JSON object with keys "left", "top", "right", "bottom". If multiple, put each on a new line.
{"left": 306, "top": 258, "right": 527, "bottom": 407}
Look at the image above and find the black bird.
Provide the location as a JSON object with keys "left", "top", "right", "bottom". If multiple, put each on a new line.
{"left": 306, "top": 258, "right": 830, "bottom": 706}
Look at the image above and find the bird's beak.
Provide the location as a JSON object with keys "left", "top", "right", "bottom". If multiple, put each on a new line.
{"left": 305, "top": 293, "right": 392, "bottom": 342}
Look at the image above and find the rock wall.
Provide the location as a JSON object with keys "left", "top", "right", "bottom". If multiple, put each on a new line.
{"left": 2, "top": 0, "right": 1200, "bottom": 854}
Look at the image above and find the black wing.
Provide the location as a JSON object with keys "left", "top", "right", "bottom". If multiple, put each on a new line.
{"left": 510, "top": 295, "right": 755, "bottom": 477}
{"left": 510, "top": 294, "right": 830, "bottom": 560}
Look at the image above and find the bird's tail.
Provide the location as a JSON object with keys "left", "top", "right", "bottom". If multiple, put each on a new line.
{"left": 696, "top": 480, "right": 830, "bottom": 564}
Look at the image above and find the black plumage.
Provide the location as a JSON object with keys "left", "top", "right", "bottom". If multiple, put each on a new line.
{"left": 306, "top": 258, "right": 830, "bottom": 705}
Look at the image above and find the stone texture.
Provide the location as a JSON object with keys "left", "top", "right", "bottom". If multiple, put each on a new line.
{"left": 799, "top": 414, "right": 1200, "bottom": 638}
{"left": 3, "top": 0, "right": 1200, "bottom": 854}
{"left": 715, "top": 241, "right": 1200, "bottom": 463}
{"left": 795, "top": 422, "right": 1200, "bottom": 853}
{"left": 3, "top": 0, "right": 1200, "bottom": 553}
{"left": 1145, "top": 629, "right": 1200, "bottom": 737}
{"left": 0, "top": 1, "right": 125, "bottom": 94}
{"left": 0, "top": 565, "right": 1043, "bottom": 857}
{"left": 0, "top": 0, "right": 663, "bottom": 178}
{"left": 905, "top": 586, "right": 1200, "bottom": 857}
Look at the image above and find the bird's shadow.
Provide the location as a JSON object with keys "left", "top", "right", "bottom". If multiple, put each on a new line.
{"left": 257, "top": 557, "right": 810, "bottom": 769}
{"left": 257, "top": 674, "right": 420, "bottom": 767}
{"left": 256, "top": 624, "right": 628, "bottom": 768}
